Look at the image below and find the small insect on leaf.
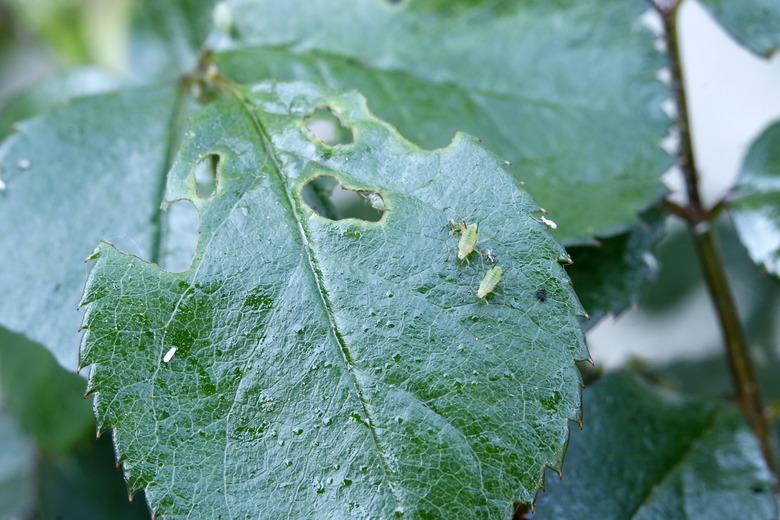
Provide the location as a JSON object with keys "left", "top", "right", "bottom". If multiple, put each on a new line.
{"left": 362, "top": 192, "right": 386, "bottom": 211}
{"left": 535, "top": 288, "right": 547, "bottom": 302}
{"left": 163, "top": 347, "right": 177, "bottom": 363}
{"left": 455, "top": 223, "right": 479, "bottom": 261}
{"left": 477, "top": 266, "right": 503, "bottom": 300}
{"left": 482, "top": 249, "right": 497, "bottom": 263}
{"left": 540, "top": 216, "right": 557, "bottom": 230}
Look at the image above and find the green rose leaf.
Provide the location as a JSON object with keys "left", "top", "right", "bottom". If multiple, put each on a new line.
{"left": 730, "top": 121, "right": 780, "bottom": 276}
{"left": 79, "top": 81, "right": 587, "bottom": 518}
{"left": 128, "top": 0, "right": 218, "bottom": 79}
{"left": 0, "top": 328, "right": 93, "bottom": 452}
{"left": 0, "top": 408, "right": 35, "bottom": 519}
{"left": 568, "top": 209, "right": 665, "bottom": 326}
{"left": 699, "top": 0, "right": 780, "bottom": 58}
{"left": 0, "top": 86, "right": 184, "bottom": 369}
{"left": 0, "top": 67, "right": 121, "bottom": 139}
{"left": 213, "top": 0, "right": 672, "bottom": 244}
{"left": 534, "top": 373, "right": 777, "bottom": 519}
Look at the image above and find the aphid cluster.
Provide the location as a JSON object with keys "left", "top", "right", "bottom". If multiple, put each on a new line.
{"left": 449, "top": 218, "right": 549, "bottom": 304}
{"left": 449, "top": 219, "right": 503, "bottom": 301}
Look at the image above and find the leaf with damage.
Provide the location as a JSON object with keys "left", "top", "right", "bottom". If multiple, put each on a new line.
{"left": 79, "top": 81, "right": 587, "bottom": 519}
{"left": 213, "top": 0, "right": 672, "bottom": 244}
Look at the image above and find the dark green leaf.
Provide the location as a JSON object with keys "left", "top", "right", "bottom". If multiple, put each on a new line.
{"left": 80, "top": 81, "right": 587, "bottom": 518}
{"left": 699, "top": 0, "right": 780, "bottom": 57}
{"left": 0, "top": 85, "right": 182, "bottom": 369}
{"left": 0, "top": 328, "right": 93, "bottom": 452}
{"left": 214, "top": 0, "right": 672, "bottom": 244}
{"left": 567, "top": 209, "right": 665, "bottom": 327}
{"left": 36, "top": 435, "right": 150, "bottom": 520}
{"left": 0, "top": 407, "right": 35, "bottom": 519}
{"left": 637, "top": 224, "right": 700, "bottom": 312}
{"left": 534, "top": 373, "right": 777, "bottom": 519}
{"left": 730, "top": 121, "right": 780, "bottom": 276}
{"left": 0, "top": 67, "right": 121, "bottom": 138}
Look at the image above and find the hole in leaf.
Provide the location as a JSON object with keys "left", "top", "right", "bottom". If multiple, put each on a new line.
{"left": 301, "top": 175, "right": 385, "bottom": 222}
{"left": 194, "top": 154, "right": 219, "bottom": 199}
{"left": 160, "top": 199, "right": 199, "bottom": 273}
{"left": 304, "top": 107, "right": 353, "bottom": 145}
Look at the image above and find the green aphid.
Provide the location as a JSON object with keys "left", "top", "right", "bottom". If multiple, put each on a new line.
{"left": 477, "top": 266, "right": 502, "bottom": 300}
{"left": 450, "top": 222, "right": 479, "bottom": 261}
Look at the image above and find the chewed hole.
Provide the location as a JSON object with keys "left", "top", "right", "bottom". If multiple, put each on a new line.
{"left": 161, "top": 199, "right": 199, "bottom": 273}
{"left": 304, "top": 107, "right": 354, "bottom": 145}
{"left": 301, "top": 175, "right": 385, "bottom": 222}
{"left": 194, "top": 154, "right": 219, "bottom": 199}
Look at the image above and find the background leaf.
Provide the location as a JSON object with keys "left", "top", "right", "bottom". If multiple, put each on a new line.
{"left": 567, "top": 209, "right": 665, "bottom": 327}
{"left": 213, "top": 0, "right": 672, "bottom": 244}
{"left": 0, "top": 66, "right": 121, "bottom": 138}
{"left": 128, "top": 0, "right": 217, "bottom": 79}
{"left": 0, "top": 328, "right": 93, "bottom": 452}
{"left": 0, "top": 85, "right": 183, "bottom": 370}
{"left": 698, "top": 0, "right": 780, "bottom": 58}
{"left": 0, "top": 407, "right": 35, "bottom": 519}
{"left": 533, "top": 373, "right": 777, "bottom": 519}
{"left": 80, "top": 81, "right": 587, "bottom": 519}
{"left": 730, "top": 120, "right": 780, "bottom": 276}
{"left": 0, "top": 328, "right": 151, "bottom": 518}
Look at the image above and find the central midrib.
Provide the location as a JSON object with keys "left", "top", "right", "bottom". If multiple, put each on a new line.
{"left": 222, "top": 82, "right": 405, "bottom": 510}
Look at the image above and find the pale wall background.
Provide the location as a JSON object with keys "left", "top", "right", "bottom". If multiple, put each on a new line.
{"left": 588, "top": 0, "right": 780, "bottom": 368}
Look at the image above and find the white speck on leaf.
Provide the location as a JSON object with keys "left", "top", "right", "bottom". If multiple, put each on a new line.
{"left": 0, "top": 179, "right": 5, "bottom": 191}
{"left": 17, "top": 159, "right": 30, "bottom": 170}
{"left": 163, "top": 347, "right": 177, "bottom": 363}
{"left": 540, "top": 216, "right": 557, "bottom": 229}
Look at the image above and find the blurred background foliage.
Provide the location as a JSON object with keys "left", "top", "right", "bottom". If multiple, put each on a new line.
{"left": 0, "top": 0, "right": 779, "bottom": 518}
{"left": 0, "top": 1, "right": 182, "bottom": 516}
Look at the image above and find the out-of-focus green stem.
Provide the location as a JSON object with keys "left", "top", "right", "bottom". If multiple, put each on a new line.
{"left": 656, "top": 0, "right": 774, "bottom": 469}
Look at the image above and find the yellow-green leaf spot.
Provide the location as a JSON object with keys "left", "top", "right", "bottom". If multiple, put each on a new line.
{"left": 477, "top": 266, "right": 503, "bottom": 300}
